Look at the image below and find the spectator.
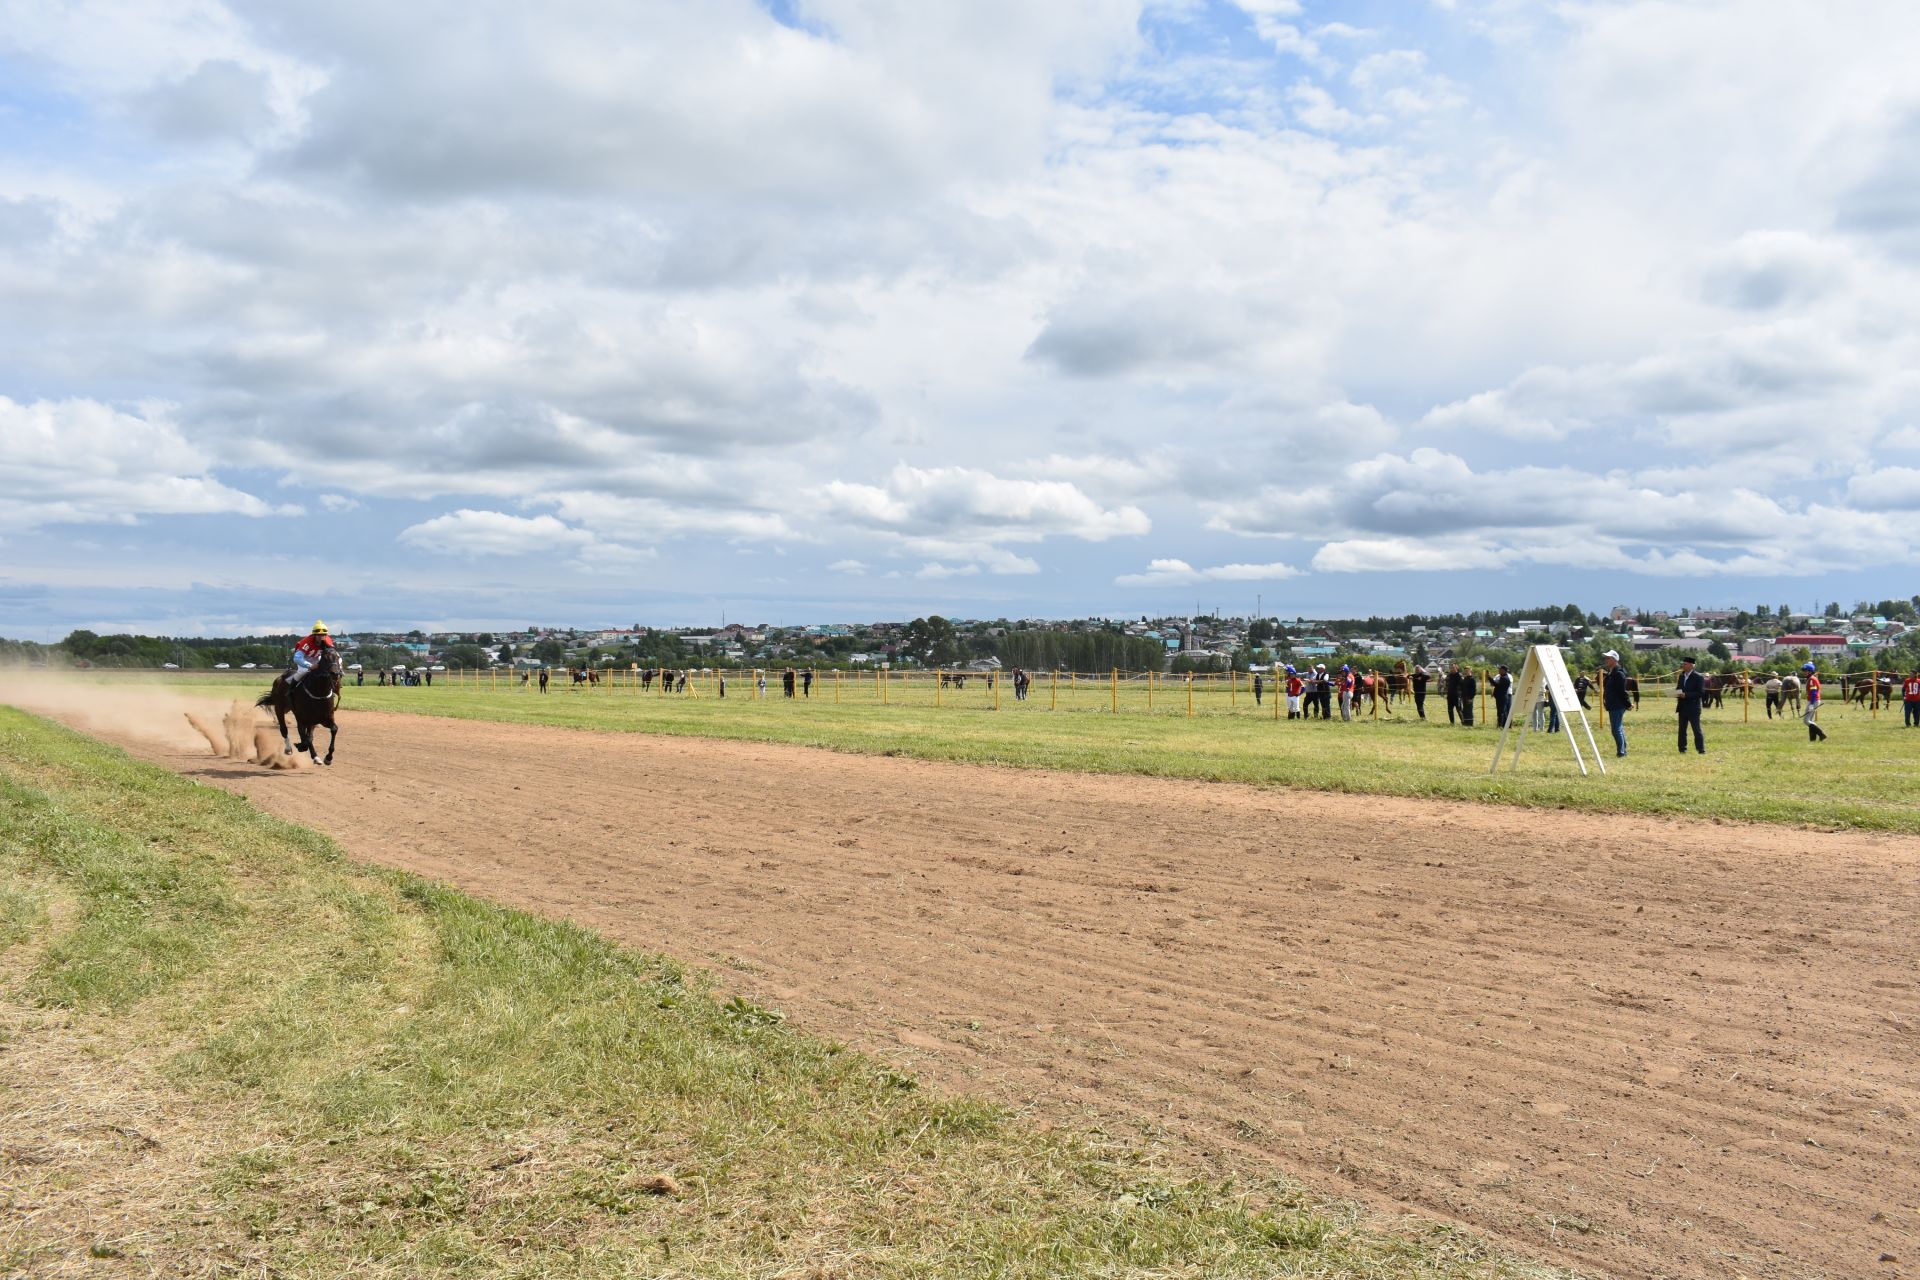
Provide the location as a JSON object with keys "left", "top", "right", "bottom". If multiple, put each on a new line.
{"left": 1443, "top": 663, "right": 1462, "bottom": 724}
{"left": 1285, "top": 666, "right": 1303, "bottom": 719}
{"left": 1252, "top": 672, "right": 1263, "bottom": 706}
{"left": 717, "top": 671, "right": 727, "bottom": 699}
{"left": 1601, "top": 650, "right": 1630, "bottom": 757}
{"left": 1317, "top": 665, "right": 1334, "bottom": 719}
{"left": 1802, "top": 662, "right": 1828, "bottom": 742}
{"left": 1411, "top": 666, "right": 1429, "bottom": 719}
{"left": 802, "top": 669, "right": 814, "bottom": 698}
{"left": 1675, "top": 655, "right": 1706, "bottom": 754}
{"left": 756, "top": 670, "right": 768, "bottom": 698}
{"left": 1573, "top": 672, "right": 1592, "bottom": 709}
{"left": 1905, "top": 669, "right": 1920, "bottom": 728}
{"left": 1492, "top": 664, "right": 1513, "bottom": 728}
{"left": 539, "top": 669, "right": 549, "bottom": 693}
{"left": 782, "top": 667, "right": 796, "bottom": 698}
{"left": 1457, "top": 666, "right": 1478, "bottom": 727}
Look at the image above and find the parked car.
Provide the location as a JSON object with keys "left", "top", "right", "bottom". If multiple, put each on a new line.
{"left": 213, "top": 662, "right": 230, "bottom": 669}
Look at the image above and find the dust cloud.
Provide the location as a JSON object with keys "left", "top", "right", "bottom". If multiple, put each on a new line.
{"left": 0, "top": 674, "right": 304, "bottom": 769}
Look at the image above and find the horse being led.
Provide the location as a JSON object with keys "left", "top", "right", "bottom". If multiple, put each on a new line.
{"left": 257, "top": 650, "right": 342, "bottom": 765}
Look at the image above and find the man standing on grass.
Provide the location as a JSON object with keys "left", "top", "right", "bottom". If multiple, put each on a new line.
{"left": 1457, "top": 666, "right": 1477, "bottom": 727}
{"left": 1492, "top": 663, "right": 1513, "bottom": 728}
{"left": 1904, "top": 669, "right": 1920, "bottom": 727}
{"left": 1253, "top": 671, "right": 1263, "bottom": 707}
{"left": 802, "top": 668, "right": 814, "bottom": 698}
{"left": 1602, "top": 650, "right": 1630, "bottom": 757}
{"left": 1285, "top": 666, "right": 1303, "bottom": 719}
{"left": 1675, "top": 655, "right": 1706, "bottom": 754}
{"left": 1803, "top": 662, "right": 1829, "bottom": 742}
{"left": 1444, "top": 663, "right": 1462, "bottom": 724}
{"left": 1338, "top": 665, "right": 1355, "bottom": 721}
{"left": 1412, "top": 665, "right": 1429, "bottom": 718}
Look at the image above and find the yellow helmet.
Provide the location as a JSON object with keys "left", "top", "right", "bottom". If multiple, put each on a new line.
{"left": 312, "top": 620, "right": 330, "bottom": 635}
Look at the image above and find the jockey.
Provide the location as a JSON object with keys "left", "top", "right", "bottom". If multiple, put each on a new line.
{"left": 288, "top": 621, "right": 335, "bottom": 686}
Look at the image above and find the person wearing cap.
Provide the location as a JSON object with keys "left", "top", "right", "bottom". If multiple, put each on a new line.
{"left": 286, "top": 620, "right": 335, "bottom": 687}
{"left": 1903, "top": 669, "right": 1920, "bottom": 728}
{"left": 1338, "top": 664, "right": 1355, "bottom": 721}
{"left": 1802, "top": 662, "right": 1828, "bottom": 742}
{"left": 1601, "top": 650, "right": 1631, "bottom": 757}
{"left": 1284, "top": 665, "right": 1303, "bottom": 719}
{"left": 1492, "top": 663, "right": 1514, "bottom": 728}
{"left": 1411, "top": 664, "right": 1429, "bottom": 718}
{"left": 1675, "top": 654, "right": 1707, "bottom": 754}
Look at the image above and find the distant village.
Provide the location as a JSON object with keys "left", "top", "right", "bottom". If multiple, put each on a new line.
{"left": 9, "top": 594, "right": 1917, "bottom": 678}
{"left": 40, "top": 596, "right": 1909, "bottom": 676}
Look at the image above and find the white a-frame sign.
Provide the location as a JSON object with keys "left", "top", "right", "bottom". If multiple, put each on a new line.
{"left": 1490, "top": 645, "right": 1608, "bottom": 777}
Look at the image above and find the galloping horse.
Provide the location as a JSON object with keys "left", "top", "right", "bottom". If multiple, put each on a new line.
{"left": 257, "top": 649, "right": 342, "bottom": 765}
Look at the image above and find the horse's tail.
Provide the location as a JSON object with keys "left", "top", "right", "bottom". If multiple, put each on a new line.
{"left": 256, "top": 683, "right": 280, "bottom": 710}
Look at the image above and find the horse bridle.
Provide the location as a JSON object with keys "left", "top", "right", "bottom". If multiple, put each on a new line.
{"left": 297, "top": 656, "right": 343, "bottom": 704}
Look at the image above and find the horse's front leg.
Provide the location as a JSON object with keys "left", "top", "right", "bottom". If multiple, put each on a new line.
{"left": 276, "top": 705, "right": 293, "bottom": 755}
{"left": 324, "top": 721, "right": 337, "bottom": 766}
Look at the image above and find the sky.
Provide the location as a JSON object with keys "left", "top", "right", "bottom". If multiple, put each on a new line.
{"left": 3, "top": 0, "right": 1920, "bottom": 640}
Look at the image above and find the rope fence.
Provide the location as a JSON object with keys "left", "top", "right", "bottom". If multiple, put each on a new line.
{"left": 376, "top": 664, "right": 1920, "bottom": 724}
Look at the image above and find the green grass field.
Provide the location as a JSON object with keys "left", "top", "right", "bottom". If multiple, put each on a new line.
{"left": 249, "top": 668, "right": 1920, "bottom": 833}
{"left": 0, "top": 705, "right": 1571, "bottom": 1278}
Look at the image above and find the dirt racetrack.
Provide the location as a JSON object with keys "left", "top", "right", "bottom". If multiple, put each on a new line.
{"left": 49, "top": 707, "right": 1920, "bottom": 1278}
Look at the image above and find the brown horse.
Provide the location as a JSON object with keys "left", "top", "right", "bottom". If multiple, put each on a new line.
{"left": 257, "top": 649, "right": 342, "bottom": 765}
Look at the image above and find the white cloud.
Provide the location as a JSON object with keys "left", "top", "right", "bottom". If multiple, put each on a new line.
{"left": 1115, "top": 557, "right": 1301, "bottom": 586}
{"left": 0, "top": 397, "right": 292, "bottom": 531}
{"left": 398, "top": 510, "right": 594, "bottom": 557}
{"left": 397, "top": 508, "right": 654, "bottom": 568}
{"left": 818, "top": 464, "right": 1149, "bottom": 544}
{"left": 827, "top": 558, "right": 869, "bottom": 575}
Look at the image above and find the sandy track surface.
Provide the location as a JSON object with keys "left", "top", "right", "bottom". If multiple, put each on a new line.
{"left": 39, "top": 705, "right": 1920, "bottom": 1278}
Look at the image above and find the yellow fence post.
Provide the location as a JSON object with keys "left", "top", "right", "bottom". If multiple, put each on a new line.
{"left": 1186, "top": 673, "right": 1193, "bottom": 718}
{"left": 1147, "top": 670, "right": 1154, "bottom": 712}
{"left": 1230, "top": 669, "right": 1237, "bottom": 707}
{"left": 1480, "top": 669, "right": 1488, "bottom": 725}
{"left": 1743, "top": 677, "right": 1749, "bottom": 723}
{"left": 1110, "top": 668, "right": 1118, "bottom": 714}
{"left": 936, "top": 668, "right": 943, "bottom": 708}
{"left": 1051, "top": 667, "right": 1058, "bottom": 711}
{"left": 882, "top": 668, "right": 889, "bottom": 706}
{"left": 1273, "top": 671, "right": 1280, "bottom": 720}
{"left": 994, "top": 670, "right": 1001, "bottom": 712}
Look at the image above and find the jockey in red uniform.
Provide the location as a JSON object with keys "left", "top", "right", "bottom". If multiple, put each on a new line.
{"left": 288, "top": 621, "right": 335, "bottom": 686}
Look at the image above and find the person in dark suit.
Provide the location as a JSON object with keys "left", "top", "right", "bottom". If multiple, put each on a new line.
{"left": 1411, "top": 666, "right": 1429, "bottom": 718}
{"left": 1675, "top": 655, "right": 1706, "bottom": 753}
{"left": 1443, "top": 663, "right": 1462, "bottom": 724}
{"left": 1492, "top": 664, "right": 1513, "bottom": 727}
{"left": 1457, "top": 666, "right": 1477, "bottom": 726}
{"left": 1601, "top": 650, "right": 1630, "bottom": 757}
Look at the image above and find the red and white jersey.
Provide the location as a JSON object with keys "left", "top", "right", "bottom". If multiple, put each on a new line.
{"left": 1904, "top": 677, "right": 1920, "bottom": 701}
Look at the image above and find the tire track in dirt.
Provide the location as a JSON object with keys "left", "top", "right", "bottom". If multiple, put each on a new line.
{"left": 69, "top": 709, "right": 1920, "bottom": 1278}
